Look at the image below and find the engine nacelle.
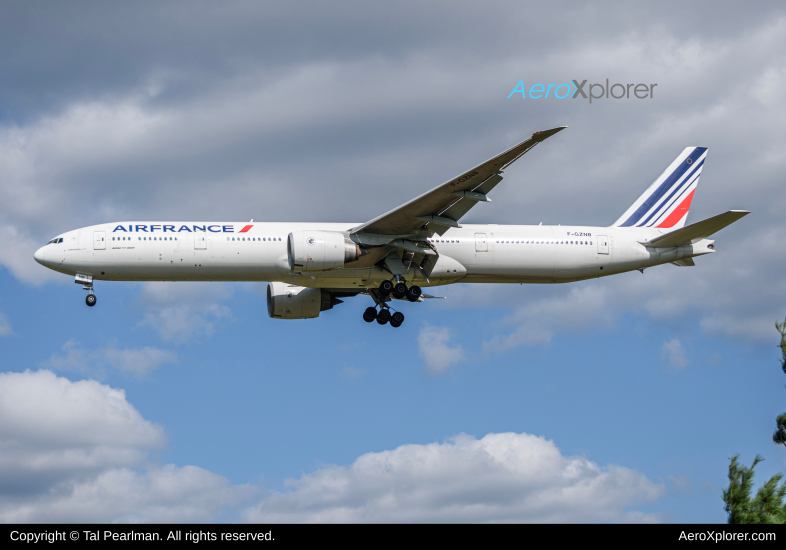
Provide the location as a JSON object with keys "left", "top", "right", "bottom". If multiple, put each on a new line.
{"left": 266, "top": 282, "right": 342, "bottom": 319}
{"left": 287, "top": 230, "right": 360, "bottom": 272}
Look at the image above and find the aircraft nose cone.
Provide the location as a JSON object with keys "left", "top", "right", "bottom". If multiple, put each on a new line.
{"left": 34, "top": 246, "right": 45, "bottom": 265}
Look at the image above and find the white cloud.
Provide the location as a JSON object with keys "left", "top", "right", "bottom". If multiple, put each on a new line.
{"left": 137, "top": 282, "right": 232, "bottom": 342}
{"left": 242, "top": 432, "right": 664, "bottom": 523}
{"left": 102, "top": 346, "right": 179, "bottom": 377}
{"left": 662, "top": 338, "right": 689, "bottom": 369}
{"left": 0, "top": 225, "right": 62, "bottom": 285}
{"left": 1, "top": 11, "right": 785, "bottom": 348}
{"left": 417, "top": 325, "right": 465, "bottom": 375}
{"left": 342, "top": 366, "right": 366, "bottom": 379}
{"left": 0, "top": 370, "right": 253, "bottom": 523}
{"left": 0, "top": 370, "right": 165, "bottom": 485}
{"left": 0, "top": 312, "right": 12, "bottom": 336}
{"left": 3, "top": 465, "right": 250, "bottom": 524}
{"left": 669, "top": 474, "right": 695, "bottom": 494}
{"left": 0, "top": 370, "right": 666, "bottom": 523}
{"left": 482, "top": 285, "right": 615, "bottom": 352}
{"left": 43, "top": 340, "right": 178, "bottom": 377}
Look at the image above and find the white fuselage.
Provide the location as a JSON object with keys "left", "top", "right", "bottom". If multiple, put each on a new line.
{"left": 34, "top": 221, "right": 713, "bottom": 288}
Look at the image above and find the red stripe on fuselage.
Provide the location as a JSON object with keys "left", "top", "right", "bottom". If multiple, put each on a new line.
{"left": 656, "top": 189, "right": 695, "bottom": 228}
{"left": 239, "top": 225, "right": 254, "bottom": 233}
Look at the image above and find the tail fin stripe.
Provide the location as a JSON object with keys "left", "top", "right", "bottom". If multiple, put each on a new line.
{"left": 617, "top": 148, "right": 707, "bottom": 227}
{"left": 646, "top": 168, "right": 701, "bottom": 227}
{"left": 656, "top": 189, "right": 695, "bottom": 228}
{"left": 636, "top": 160, "right": 703, "bottom": 227}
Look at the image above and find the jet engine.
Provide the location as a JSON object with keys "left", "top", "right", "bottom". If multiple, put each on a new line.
{"left": 287, "top": 231, "right": 361, "bottom": 272}
{"left": 266, "top": 282, "right": 343, "bottom": 319}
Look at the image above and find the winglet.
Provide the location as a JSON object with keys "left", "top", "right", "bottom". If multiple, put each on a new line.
{"left": 533, "top": 126, "right": 568, "bottom": 139}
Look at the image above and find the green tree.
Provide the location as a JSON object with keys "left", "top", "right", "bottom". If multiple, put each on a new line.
{"left": 722, "top": 318, "right": 786, "bottom": 523}
{"left": 723, "top": 455, "right": 786, "bottom": 524}
{"left": 774, "top": 318, "right": 786, "bottom": 448}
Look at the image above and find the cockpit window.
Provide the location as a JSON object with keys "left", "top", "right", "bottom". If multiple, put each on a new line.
{"left": 47, "top": 238, "right": 63, "bottom": 245}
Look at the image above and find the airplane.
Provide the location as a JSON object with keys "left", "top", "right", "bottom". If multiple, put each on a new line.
{"left": 34, "top": 126, "right": 748, "bottom": 327}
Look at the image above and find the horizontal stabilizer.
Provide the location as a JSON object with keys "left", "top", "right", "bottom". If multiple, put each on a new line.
{"left": 641, "top": 210, "right": 749, "bottom": 248}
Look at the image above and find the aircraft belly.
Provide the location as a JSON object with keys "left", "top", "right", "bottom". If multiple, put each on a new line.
{"left": 289, "top": 268, "right": 374, "bottom": 289}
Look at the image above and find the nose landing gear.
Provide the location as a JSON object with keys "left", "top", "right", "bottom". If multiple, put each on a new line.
{"left": 76, "top": 274, "right": 96, "bottom": 307}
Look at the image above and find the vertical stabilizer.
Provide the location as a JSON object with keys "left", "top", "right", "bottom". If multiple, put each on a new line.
{"left": 613, "top": 147, "right": 708, "bottom": 229}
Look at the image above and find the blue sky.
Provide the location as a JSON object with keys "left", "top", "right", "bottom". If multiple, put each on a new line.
{"left": 0, "top": 1, "right": 784, "bottom": 523}
{"left": 2, "top": 267, "right": 783, "bottom": 521}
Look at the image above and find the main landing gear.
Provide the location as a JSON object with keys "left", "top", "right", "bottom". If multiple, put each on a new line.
{"left": 378, "top": 280, "right": 422, "bottom": 302}
{"left": 362, "top": 279, "right": 421, "bottom": 327}
{"left": 86, "top": 293, "right": 96, "bottom": 307}
{"left": 363, "top": 306, "right": 405, "bottom": 328}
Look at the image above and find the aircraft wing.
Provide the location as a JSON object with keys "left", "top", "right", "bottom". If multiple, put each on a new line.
{"left": 350, "top": 126, "right": 567, "bottom": 237}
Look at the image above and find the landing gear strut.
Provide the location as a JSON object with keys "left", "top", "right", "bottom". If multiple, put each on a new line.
{"left": 367, "top": 278, "right": 418, "bottom": 327}
{"left": 78, "top": 276, "right": 97, "bottom": 307}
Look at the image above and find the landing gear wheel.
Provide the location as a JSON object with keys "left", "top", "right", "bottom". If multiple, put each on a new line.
{"left": 406, "top": 285, "right": 422, "bottom": 302}
{"left": 390, "top": 311, "right": 405, "bottom": 327}
{"left": 86, "top": 294, "right": 96, "bottom": 307}
{"left": 376, "top": 309, "right": 391, "bottom": 325}
{"left": 363, "top": 307, "right": 378, "bottom": 323}
{"left": 392, "top": 282, "right": 408, "bottom": 299}
{"left": 378, "top": 280, "right": 394, "bottom": 296}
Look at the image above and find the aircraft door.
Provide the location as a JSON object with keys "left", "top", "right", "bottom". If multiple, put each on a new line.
{"left": 93, "top": 231, "right": 106, "bottom": 250}
{"left": 195, "top": 234, "right": 207, "bottom": 250}
{"left": 475, "top": 233, "right": 488, "bottom": 252}
{"left": 597, "top": 235, "right": 609, "bottom": 255}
